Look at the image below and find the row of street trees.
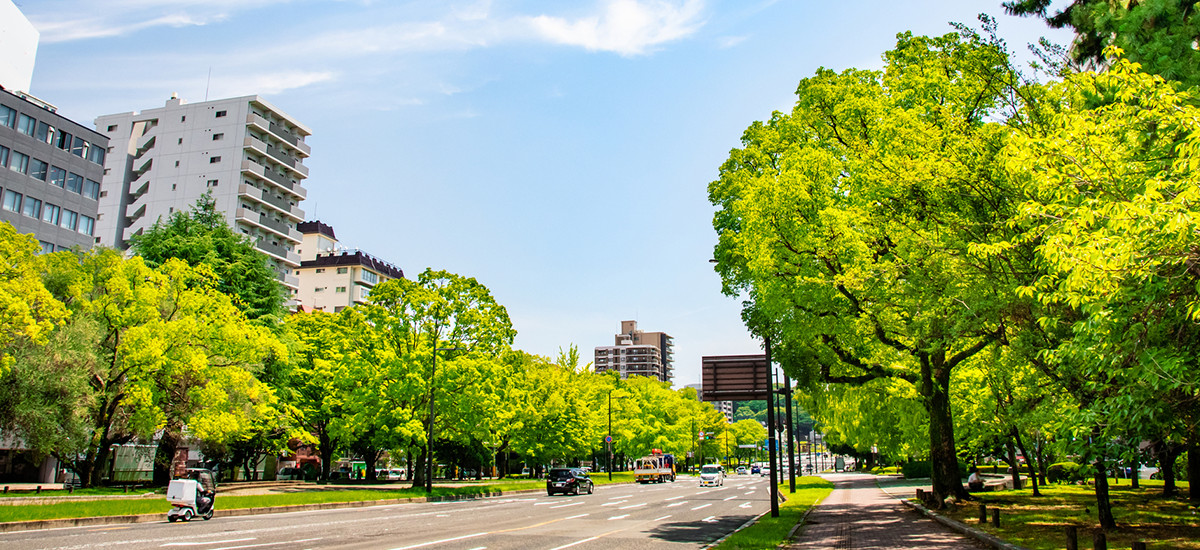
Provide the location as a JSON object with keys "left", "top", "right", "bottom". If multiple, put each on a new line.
{"left": 709, "top": 15, "right": 1200, "bottom": 528}
{"left": 0, "top": 196, "right": 740, "bottom": 488}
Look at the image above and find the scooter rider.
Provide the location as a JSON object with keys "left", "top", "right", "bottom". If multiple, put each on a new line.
{"left": 188, "top": 469, "right": 216, "bottom": 517}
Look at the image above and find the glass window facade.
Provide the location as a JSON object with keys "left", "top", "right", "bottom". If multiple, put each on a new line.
{"left": 2, "top": 190, "right": 21, "bottom": 212}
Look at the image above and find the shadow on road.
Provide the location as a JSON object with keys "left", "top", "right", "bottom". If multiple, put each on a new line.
{"left": 646, "top": 515, "right": 756, "bottom": 544}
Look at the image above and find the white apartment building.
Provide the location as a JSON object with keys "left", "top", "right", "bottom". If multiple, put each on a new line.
{"left": 594, "top": 320, "right": 675, "bottom": 383}
{"left": 294, "top": 221, "right": 403, "bottom": 312}
{"left": 94, "top": 94, "right": 311, "bottom": 290}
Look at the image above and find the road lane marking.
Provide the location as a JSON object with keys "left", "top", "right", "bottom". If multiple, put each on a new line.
{"left": 664, "top": 495, "right": 685, "bottom": 501}
{"left": 564, "top": 514, "right": 590, "bottom": 520}
{"left": 163, "top": 540, "right": 255, "bottom": 547}
{"left": 691, "top": 504, "right": 712, "bottom": 511}
{"left": 723, "top": 496, "right": 737, "bottom": 501}
{"left": 744, "top": 491, "right": 755, "bottom": 495}
{"left": 550, "top": 502, "right": 584, "bottom": 509}
{"left": 696, "top": 490, "right": 711, "bottom": 495}
{"left": 739, "top": 502, "right": 753, "bottom": 508}
{"left": 608, "top": 514, "right": 629, "bottom": 520}
{"left": 653, "top": 515, "right": 671, "bottom": 521}
{"left": 466, "top": 547, "right": 486, "bottom": 550}
{"left": 495, "top": 517, "right": 567, "bottom": 533}
{"left": 391, "top": 533, "right": 487, "bottom": 550}
{"left": 536, "top": 500, "right": 571, "bottom": 506}
{"left": 600, "top": 500, "right": 627, "bottom": 507}
{"left": 702, "top": 516, "right": 718, "bottom": 523}
{"left": 211, "top": 539, "right": 322, "bottom": 550}
{"left": 667, "top": 501, "right": 687, "bottom": 507}
{"left": 90, "top": 527, "right": 131, "bottom": 532}
{"left": 548, "top": 537, "right": 600, "bottom": 550}
{"left": 609, "top": 495, "right": 632, "bottom": 499}
{"left": 618, "top": 503, "right": 646, "bottom": 510}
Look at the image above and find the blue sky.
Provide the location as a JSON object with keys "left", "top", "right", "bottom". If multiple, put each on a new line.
{"left": 19, "top": 0, "right": 1074, "bottom": 387}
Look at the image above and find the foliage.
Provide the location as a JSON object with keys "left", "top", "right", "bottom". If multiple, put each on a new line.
{"left": 128, "top": 193, "right": 284, "bottom": 319}
{"left": 1047, "top": 462, "right": 1083, "bottom": 484}
{"left": 0, "top": 223, "right": 67, "bottom": 376}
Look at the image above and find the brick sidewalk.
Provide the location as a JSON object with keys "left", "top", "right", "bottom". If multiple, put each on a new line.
{"left": 785, "top": 473, "right": 986, "bottom": 550}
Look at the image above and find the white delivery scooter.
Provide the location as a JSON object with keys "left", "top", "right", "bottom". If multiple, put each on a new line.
{"left": 167, "top": 468, "right": 217, "bottom": 522}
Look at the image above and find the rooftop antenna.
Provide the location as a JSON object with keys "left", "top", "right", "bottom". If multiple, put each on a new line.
{"left": 205, "top": 67, "right": 212, "bottom": 101}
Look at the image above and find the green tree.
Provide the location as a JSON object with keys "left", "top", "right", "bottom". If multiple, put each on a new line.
{"left": 0, "top": 223, "right": 68, "bottom": 376}
{"left": 129, "top": 193, "right": 284, "bottom": 319}
{"left": 709, "top": 26, "right": 1034, "bottom": 505}
{"left": 281, "top": 310, "right": 348, "bottom": 480}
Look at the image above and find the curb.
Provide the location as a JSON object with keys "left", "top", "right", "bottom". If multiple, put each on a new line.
{"left": 0, "top": 484, "right": 636, "bottom": 534}
{"left": 899, "top": 499, "right": 1031, "bottom": 550}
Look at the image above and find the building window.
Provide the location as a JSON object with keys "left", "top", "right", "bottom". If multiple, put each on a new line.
{"left": 16, "top": 114, "right": 35, "bottom": 136}
{"left": 2, "top": 190, "right": 21, "bottom": 212}
{"left": 49, "top": 166, "right": 66, "bottom": 188}
{"left": 360, "top": 286, "right": 370, "bottom": 299}
{"left": 181, "top": 116, "right": 186, "bottom": 122}
{"left": 314, "top": 287, "right": 324, "bottom": 293}
{"left": 361, "top": 270, "right": 378, "bottom": 284}
{"left": 107, "top": 124, "right": 118, "bottom": 132}
{"left": 71, "top": 136, "right": 86, "bottom": 158}
{"left": 35, "top": 122, "right": 52, "bottom": 143}
{"left": 315, "top": 268, "right": 325, "bottom": 274}
{"left": 178, "top": 138, "right": 183, "bottom": 145}
{"left": 0, "top": 145, "right": 7, "bottom": 167}
{"left": 79, "top": 216, "right": 95, "bottom": 236}
{"left": 336, "top": 286, "right": 346, "bottom": 293}
{"left": 29, "top": 158, "right": 47, "bottom": 181}
{"left": 21, "top": 197, "right": 40, "bottom": 218}
{"left": 212, "top": 133, "right": 224, "bottom": 141}
{"left": 60, "top": 209, "right": 78, "bottom": 231}
{"left": 216, "top": 110, "right": 227, "bottom": 118}
{"left": 38, "top": 241, "right": 54, "bottom": 255}
{"left": 99, "top": 191, "right": 107, "bottom": 198}
{"left": 42, "top": 204, "right": 59, "bottom": 225}
{"left": 210, "top": 156, "right": 221, "bottom": 163}
{"left": 10, "top": 151, "right": 29, "bottom": 175}
{"left": 55, "top": 130, "right": 72, "bottom": 151}
{"left": 87, "top": 144, "right": 105, "bottom": 165}
{"left": 206, "top": 179, "right": 218, "bottom": 187}
{"left": 0, "top": 105, "right": 15, "bottom": 128}
{"left": 337, "top": 267, "right": 348, "bottom": 274}
{"left": 66, "top": 173, "right": 83, "bottom": 194}
{"left": 83, "top": 180, "right": 100, "bottom": 200}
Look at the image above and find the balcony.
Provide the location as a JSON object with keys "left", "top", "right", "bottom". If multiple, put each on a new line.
{"left": 247, "top": 113, "right": 310, "bottom": 157}
{"left": 279, "top": 273, "right": 300, "bottom": 290}
{"left": 244, "top": 136, "right": 308, "bottom": 179}
{"left": 237, "top": 184, "right": 303, "bottom": 221}
{"left": 255, "top": 238, "right": 300, "bottom": 266}
{"left": 235, "top": 207, "right": 301, "bottom": 243}
{"left": 241, "top": 159, "right": 306, "bottom": 198}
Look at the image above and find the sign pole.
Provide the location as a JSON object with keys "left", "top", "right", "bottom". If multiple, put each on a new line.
{"left": 784, "top": 371, "right": 796, "bottom": 492}
{"left": 765, "top": 335, "right": 779, "bottom": 518}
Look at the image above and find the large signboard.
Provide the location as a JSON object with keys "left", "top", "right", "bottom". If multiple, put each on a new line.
{"left": 700, "top": 354, "right": 769, "bottom": 402}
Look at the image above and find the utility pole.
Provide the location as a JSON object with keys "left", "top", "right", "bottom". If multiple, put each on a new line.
{"left": 765, "top": 336, "right": 779, "bottom": 518}
{"left": 784, "top": 371, "right": 796, "bottom": 492}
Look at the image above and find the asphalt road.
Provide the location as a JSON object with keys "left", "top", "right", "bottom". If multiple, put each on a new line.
{"left": 0, "top": 475, "right": 776, "bottom": 550}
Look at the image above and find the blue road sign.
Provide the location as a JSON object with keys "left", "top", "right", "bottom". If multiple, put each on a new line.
{"left": 604, "top": 435, "right": 613, "bottom": 443}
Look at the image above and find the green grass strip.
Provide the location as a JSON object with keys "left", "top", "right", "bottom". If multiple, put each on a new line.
{"left": 711, "top": 476, "right": 833, "bottom": 550}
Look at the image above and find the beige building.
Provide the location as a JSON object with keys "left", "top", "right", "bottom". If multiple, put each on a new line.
{"left": 293, "top": 221, "right": 403, "bottom": 312}
{"left": 594, "top": 320, "right": 674, "bottom": 383}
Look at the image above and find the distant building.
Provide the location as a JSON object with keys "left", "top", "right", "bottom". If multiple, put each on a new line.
{"left": 0, "top": 0, "right": 38, "bottom": 94}
{"left": 94, "top": 94, "right": 312, "bottom": 293}
{"left": 685, "top": 383, "right": 733, "bottom": 423}
{"left": 293, "top": 221, "right": 403, "bottom": 312}
{"left": 594, "top": 320, "right": 674, "bottom": 383}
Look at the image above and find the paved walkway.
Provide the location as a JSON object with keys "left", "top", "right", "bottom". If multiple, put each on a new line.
{"left": 785, "top": 473, "right": 986, "bottom": 550}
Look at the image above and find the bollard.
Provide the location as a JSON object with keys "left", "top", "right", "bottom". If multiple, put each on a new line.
{"left": 991, "top": 508, "right": 1000, "bottom": 527}
{"left": 36, "top": 485, "right": 41, "bottom": 494}
{"left": 979, "top": 504, "right": 987, "bottom": 523}
{"left": 68, "top": 486, "right": 73, "bottom": 494}
{"left": 1093, "top": 531, "right": 1106, "bottom": 550}
{"left": 1065, "top": 526, "right": 1077, "bottom": 550}
{"left": 2, "top": 486, "right": 7, "bottom": 494}
{"left": 916, "top": 488, "right": 924, "bottom": 501}
{"left": 1133, "top": 542, "right": 1146, "bottom": 550}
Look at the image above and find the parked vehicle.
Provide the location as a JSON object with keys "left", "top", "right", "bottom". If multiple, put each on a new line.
{"left": 634, "top": 450, "right": 676, "bottom": 483}
{"left": 546, "top": 468, "right": 593, "bottom": 496}
{"left": 277, "top": 467, "right": 305, "bottom": 480}
{"left": 167, "top": 468, "right": 216, "bottom": 522}
{"left": 699, "top": 464, "right": 725, "bottom": 487}
{"left": 736, "top": 466, "right": 747, "bottom": 475}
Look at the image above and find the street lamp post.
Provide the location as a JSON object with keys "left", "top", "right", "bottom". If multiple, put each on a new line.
{"left": 426, "top": 345, "right": 463, "bottom": 494}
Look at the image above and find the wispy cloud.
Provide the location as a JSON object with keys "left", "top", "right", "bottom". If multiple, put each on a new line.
{"left": 527, "top": 0, "right": 706, "bottom": 56}
{"left": 33, "top": 13, "right": 222, "bottom": 43}
{"left": 717, "top": 35, "right": 747, "bottom": 49}
{"left": 27, "top": 0, "right": 293, "bottom": 42}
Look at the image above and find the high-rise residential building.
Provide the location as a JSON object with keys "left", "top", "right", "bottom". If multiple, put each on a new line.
{"left": 293, "top": 221, "right": 403, "bottom": 312}
{"left": 1, "top": 89, "right": 107, "bottom": 253}
{"left": 593, "top": 320, "right": 675, "bottom": 383}
{"left": 0, "top": 0, "right": 38, "bottom": 94}
{"left": 94, "top": 94, "right": 311, "bottom": 292}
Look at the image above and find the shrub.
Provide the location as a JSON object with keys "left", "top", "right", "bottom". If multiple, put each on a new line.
{"left": 902, "top": 461, "right": 931, "bottom": 479}
{"left": 1048, "top": 462, "right": 1081, "bottom": 483}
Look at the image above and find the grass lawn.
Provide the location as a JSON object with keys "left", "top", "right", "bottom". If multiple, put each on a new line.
{"left": 0, "top": 472, "right": 642, "bottom": 523}
{"left": 0, "top": 487, "right": 151, "bottom": 498}
{"left": 939, "top": 479, "right": 1199, "bottom": 550}
{"left": 712, "top": 477, "right": 834, "bottom": 550}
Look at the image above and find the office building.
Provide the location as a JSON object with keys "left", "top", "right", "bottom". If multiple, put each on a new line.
{"left": 94, "top": 94, "right": 312, "bottom": 291}
{"left": 0, "top": 0, "right": 38, "bottom": 94}
{"left": 594, "top": 320, "right": 674, "bottom": 383}
{"left": 294, "top": 221, "right": 403, "bottom": 312}
{"left": 685, "top": 383, "right": 733, "bottom": 423}
{"left": 1, "top": 92, "right": 107, "bottom": 254}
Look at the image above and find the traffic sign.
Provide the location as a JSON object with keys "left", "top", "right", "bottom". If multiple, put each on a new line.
{"left": 604, "top": 435, "right": 613, "bottom": 443}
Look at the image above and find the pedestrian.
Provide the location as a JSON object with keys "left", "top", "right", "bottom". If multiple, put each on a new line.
{"left": 967, "top": 466, "right": 985, "bottom": 492}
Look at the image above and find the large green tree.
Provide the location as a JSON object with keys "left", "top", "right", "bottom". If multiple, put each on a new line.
{"left": 129, "top": 193, "right": 284, "bottom": 319}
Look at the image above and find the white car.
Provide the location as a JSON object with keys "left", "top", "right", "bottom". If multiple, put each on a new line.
{"left": 699, "top": 464, "right": 725, "bottom": 487}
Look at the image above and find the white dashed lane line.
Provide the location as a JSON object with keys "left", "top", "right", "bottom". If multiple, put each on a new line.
{"left": 618, "top": 503, "right": 646, "bottom": 510}
{"left": 667, "top": 501, "right": 688, "bottom": 508}
{"left": 691, "top": 504, "right": 712, "bottom": 511}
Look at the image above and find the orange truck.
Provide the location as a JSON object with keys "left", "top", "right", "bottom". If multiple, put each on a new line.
{"left": 634, "top": 450, "right": 676, "bottom": 483}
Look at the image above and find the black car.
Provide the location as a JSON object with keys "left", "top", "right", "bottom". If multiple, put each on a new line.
{"left": 546, "top": 468, "right": 594, "bottom": 496}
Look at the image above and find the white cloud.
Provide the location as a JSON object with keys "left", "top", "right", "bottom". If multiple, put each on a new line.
{"left": 210, "top": 70, "right": 336, "bottom": 97}
{"left": 717, "top": 35, "right": 747, "bottom": 49}
{"left": 33, "top": 13, "right": 222, "bottom": 43}
{"left": 528, "top": 0, "right": 705, "bottom": 56}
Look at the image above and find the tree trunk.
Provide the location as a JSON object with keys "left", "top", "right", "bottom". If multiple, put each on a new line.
{"left": 1012, "top": 428, "right": 1039, "bottom": 496}
{"left": 153, "top": 428, "right": 182, "bottom": 486}
{"left": 318, "top": 431, "right": 334, "bottom": 481}
{"left": 1094, "top": 455, "right": 1116, "bottom": 529}
{"left": 1130, "top": 456, "right": 1139, "bottom": 489}
{"left": 412, "top": 449, "right": 427, "bottom": 490}
{"left": 1156, "top": 443, "right": 1179, "bottom": 497}
{"left": 406, "top": 449, "right": 413, "bottom": 481}
{"left": 1005, "top": 439, "right": 1022, "bottom": 490}
{"left": 1189, "top": 433, "right": 1200, "bottom": 505}
{"left": 924, "top": 353, "right": 968, "bottom": 506}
